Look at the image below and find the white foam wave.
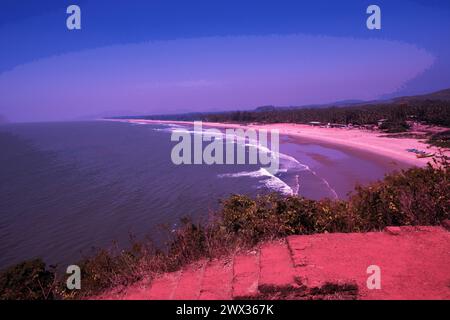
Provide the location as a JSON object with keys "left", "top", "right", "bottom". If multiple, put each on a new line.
{"left": 130, "top": 121, "right": 150, "bottom": 125}
{"left": 149, "top": 123, "right": 338, "bottom": 199}
{"left": 165, "top": 126, "right": 307, "bottom": 171}
{"left": 218, "top": 168, "right": 294, "bottom": 196}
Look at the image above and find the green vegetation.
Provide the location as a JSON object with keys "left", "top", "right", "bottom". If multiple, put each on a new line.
{"left": 1, "top": 158, "right": 449, "bottom": 299}
{"left": 378, "top": 120, "right": 410, "bottom": 133}
{"left": 427, "top": 130, "right": 450, "bottom": 148}
{"left": 206, "top": 101, "right": 450, "bottom": 129}
{"left": 129, "top": 100, "right": 450, "bottom": 132}
{"left": 0, "top": 259, "right": 55, "bottom": 300}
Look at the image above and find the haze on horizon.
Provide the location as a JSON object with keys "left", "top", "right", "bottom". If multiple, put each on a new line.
{"left": 1, "top": 0, "right": 450, "bottom": 123}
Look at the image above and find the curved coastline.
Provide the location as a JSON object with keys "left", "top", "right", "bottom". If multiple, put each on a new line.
{"left": 107, "top": 118, "right": 447, "bottom": 168}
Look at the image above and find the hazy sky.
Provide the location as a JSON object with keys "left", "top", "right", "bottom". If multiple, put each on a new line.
{"left": 1, "top": 0, "right": 450, "bottom": 122}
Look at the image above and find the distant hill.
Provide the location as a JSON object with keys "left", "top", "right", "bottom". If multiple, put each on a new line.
{"left": 254, "top": 100, "right": 367, "bottom": 112}
{"left": 393, "top": 88, "right": 450, "bottom": 104}
{"left": 111, "top": 87, "right": 450, "bottom": 121}
{"left": 253, "top": 88, "right": 450, "bottom": 112}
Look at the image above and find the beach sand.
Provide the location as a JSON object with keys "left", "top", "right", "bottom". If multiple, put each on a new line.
{"left": 112, "top": 119, "right": 449, "bottom": 167}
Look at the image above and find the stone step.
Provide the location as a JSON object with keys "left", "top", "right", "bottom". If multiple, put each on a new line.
{"left": 172, "top": 261, "right": 206, "bottom": 300}
{"left": 146, "top": 271, "right": 180, "bottom": 300}
{"left": 122, "top": 271, "right": 180, "bottom": 300}
{"left": 96, "top": 226, "right": 450, "bottom": 300}
{"left": 258, "top": 240, "right": 296, "bottom": 290}
{"left": 122, "top": 283, "right": 151, "bottom": 300}
{"left": 287, "top": 227, "right": 450, "bottom": 299}
{"left": 232, "top": 250, "right": 260, "bottom": 298}
{"left": 198, "top": 258, "right": 233, "bottom": 300}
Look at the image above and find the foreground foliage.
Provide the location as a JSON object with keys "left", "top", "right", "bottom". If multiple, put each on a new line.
{"left": 0, "top": 259, "right": 55, "bottom": 300}
{"left": 1, "top": 159, "right": 448, "bottom": 299}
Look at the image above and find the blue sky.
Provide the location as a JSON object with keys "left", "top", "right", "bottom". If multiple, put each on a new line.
{"left": 1, "top": 0, "right": 450, "bottom": 122}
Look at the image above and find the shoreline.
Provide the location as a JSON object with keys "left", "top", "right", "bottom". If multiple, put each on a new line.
{"left": 108, "top": 119, "right": 449, "bottom": 167}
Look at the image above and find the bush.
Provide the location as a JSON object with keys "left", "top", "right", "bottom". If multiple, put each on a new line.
{"left": 379, "top": 121, "right": 410, "bottom": 133}
{"left": 348, "top": 162, "right": 449, "bottom": 230}
{"left": 427, "top": 130, "right": 450, "bottom": 148}
{"left": 60, "top": 237, "right": 166, "bottom": 299}
{"left": 0, "top": 259, "right": 55, "bottom": 300}
{"left": 219, "top": 195, "right": 357, "bottom": 241}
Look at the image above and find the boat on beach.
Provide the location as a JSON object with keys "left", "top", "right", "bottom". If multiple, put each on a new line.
{"left": 406, "top": 148, "right": 435, "bottom": 158}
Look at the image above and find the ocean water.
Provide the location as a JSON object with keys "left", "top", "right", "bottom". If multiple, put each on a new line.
{"left": 0, "top": 121, "right": 405, "bottom": 269}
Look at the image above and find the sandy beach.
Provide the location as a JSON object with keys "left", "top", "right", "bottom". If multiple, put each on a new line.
{"left": 112, "top": 119, "right": 449, "bottom": 167}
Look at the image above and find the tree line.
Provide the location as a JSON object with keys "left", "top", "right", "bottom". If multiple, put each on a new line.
{"left": 129, "top": 99, "right": 450, "bottom": 131}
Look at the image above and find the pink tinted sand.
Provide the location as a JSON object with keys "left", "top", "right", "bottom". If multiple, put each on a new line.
{"left": 111, "top": 119, "right": 449, "bottom": 167}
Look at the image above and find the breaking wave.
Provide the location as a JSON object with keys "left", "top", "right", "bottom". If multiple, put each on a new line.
{"left": 218, "top": 168, "right": 294, "bottom": 196}
{"left": 146, "top": 121, "right": 339, "bottom": 198}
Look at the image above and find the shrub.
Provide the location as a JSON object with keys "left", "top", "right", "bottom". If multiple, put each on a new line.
{"left": 60, "top": 237, "right": 166, "bottom": 299}
{"left": 219, "top": 195, "right": 358, "bottom": 240}
{"left": 0, "top": 259, "right": 55, "bottom": 300}
{"left": 427, "top": 130, "right": 450, "bottom": 148}
{"left": 348, "top": 162, "right": 449, "bottom": 230}
{"left": 379, "top": 121, "right": 410, "bottom": 133}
